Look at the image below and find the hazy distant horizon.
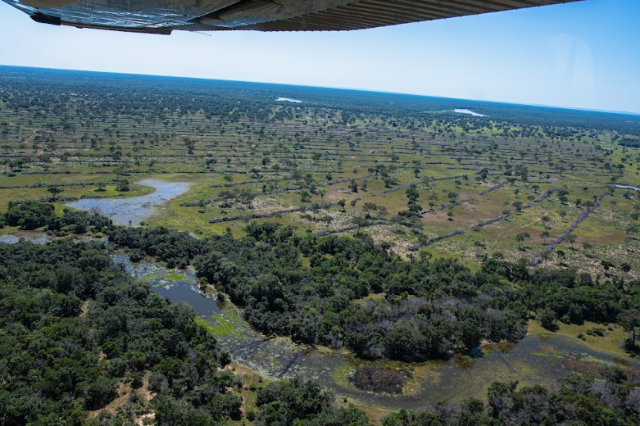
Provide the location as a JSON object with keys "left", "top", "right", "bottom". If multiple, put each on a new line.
{"left": 3, "top": 64, "right": 640, "bottom": 119}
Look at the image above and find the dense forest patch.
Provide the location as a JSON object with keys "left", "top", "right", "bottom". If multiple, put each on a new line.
{"left": 104, "top": 218, "right": 640, "bottom": 360}
{"left": 4, "top": 203, "right": 612, "bottom": 363}
{"left": 0, "top": 239, "right": 241, "bottom": 425}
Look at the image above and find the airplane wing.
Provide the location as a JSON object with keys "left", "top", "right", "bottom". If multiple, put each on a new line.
{"left": 2, "top": 0, "right": 586, "bottom": 34}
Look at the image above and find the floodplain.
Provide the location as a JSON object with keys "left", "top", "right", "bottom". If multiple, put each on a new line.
{"left": 2, "top": 66, "right": 639, "bottom": 276}
{"left": 2, "top": 66, "right": 640, "bottom": 425}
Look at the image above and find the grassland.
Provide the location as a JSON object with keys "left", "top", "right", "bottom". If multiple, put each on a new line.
{"left": 1, "top": 67, "right": 639, "bottom": 279}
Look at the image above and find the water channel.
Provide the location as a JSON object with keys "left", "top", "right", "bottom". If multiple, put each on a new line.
{"left": 34, "top": 179, "right": 640, "bottom": 409}
{"left": 616, "top": 184, "right": 640, "bottom": 192}
{"left": 0, "top": 233, "right": 50, "bottom": 244}
{"left": 113, "top": 255, "right": 640, "bottom": 410}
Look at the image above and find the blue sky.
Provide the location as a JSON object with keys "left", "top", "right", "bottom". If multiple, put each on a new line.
{"left": 0, "top": 0, "right": 638, "bottom": 114}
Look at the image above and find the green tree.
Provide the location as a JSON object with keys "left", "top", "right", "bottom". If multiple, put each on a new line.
{"left": 540, "top": 230, "right": 550, "bottom": 244}
{"left": 541, "top": 215, "right": 551, "bottom": 227}
{"left": 47, "top": 185, "right": 63, "bottom": 200}
{"left": 538, "top": 308, "right": 558, "bottom": 331}
{"left": 352, "top": 216, "right": 369, "bottom": 235}
{"left": 619, "top": 309, "right": 640, "bottom": 347}
{"left": 362, "top": 202, "right": 377, "bottom": 217}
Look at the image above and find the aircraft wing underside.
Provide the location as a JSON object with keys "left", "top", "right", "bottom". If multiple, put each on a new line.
{"left": 2, "top": 0, "right": 585, "bottom": 34}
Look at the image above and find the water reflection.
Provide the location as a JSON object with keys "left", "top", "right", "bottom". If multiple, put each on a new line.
{"left": 0, "top": 234, "right": 50, "bottom": 244}
{"left": 616, "top": 184, "right": 640, "bottom": 191}
{"left": 115, "top": 255, "right": 640, "bottom": 410}
{"left": 66, "top": 179, "right": 191, "bottom": 226}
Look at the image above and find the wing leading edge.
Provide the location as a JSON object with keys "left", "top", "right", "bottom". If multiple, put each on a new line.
{"left": 2, "top": 0, "right": 586, "bottom": 34}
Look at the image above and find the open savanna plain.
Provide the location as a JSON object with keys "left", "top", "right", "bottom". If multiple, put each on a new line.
{"left": 1, "top": 66, "right": 639, "bottom": 278}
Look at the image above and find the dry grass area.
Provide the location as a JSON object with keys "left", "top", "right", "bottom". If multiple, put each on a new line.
{"left": 88, "top": 371, "right": 156, "bottom": 425}
{"left": 250, "top": 196, "right": 295, "bottom": 213}
{"left": 80, "top": 300, "right": 89, "bottom": 316}
{"left": 336, "top": 398, "right": 392, "bottom": 425}
{"left": 222, "top": 361, "right": 269, "bottom": 426}
{"left": 88, "top": 382, "right": 132, "bottom": 419}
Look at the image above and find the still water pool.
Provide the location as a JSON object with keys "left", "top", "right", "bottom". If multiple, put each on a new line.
{"left": 66, "top": 179, "right": 191, "bottom": 226}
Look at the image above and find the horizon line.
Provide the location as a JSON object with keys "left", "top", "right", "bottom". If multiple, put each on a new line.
{"left": 2, "top": 63, "right": 640, "bottom": 118}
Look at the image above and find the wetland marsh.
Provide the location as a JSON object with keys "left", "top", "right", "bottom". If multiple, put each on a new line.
{"left": 2, "top": 66, "right": 640, "bottom": 424}
{"left": 115, "top": 254, "right": 640, "bottom": 411}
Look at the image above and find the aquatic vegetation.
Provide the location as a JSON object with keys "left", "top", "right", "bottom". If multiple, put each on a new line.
{"left": 352, "top": 366, "right": 412, "bottom": 394}
{"left": 203, "top": 309, "right": 244, "bottom": 338}
{"left": 331, "top": 363, "right": 357, "bottom": 388}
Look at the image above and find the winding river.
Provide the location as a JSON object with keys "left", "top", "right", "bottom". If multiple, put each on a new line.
{"left": 114, "top": 255, "right": 640, "bottom": 410}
